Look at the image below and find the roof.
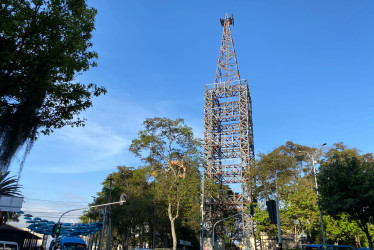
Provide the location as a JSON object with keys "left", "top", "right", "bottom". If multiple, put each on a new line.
{"left": 0, "top": 223, "right": 41, "bottom": 240}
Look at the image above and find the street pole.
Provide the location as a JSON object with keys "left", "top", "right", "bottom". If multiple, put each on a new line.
{"left": 98, "top": 206, "right": 107, "bottom": 250}
{"left": 212, "top": 212, "right": 244, "bottom": 250}
{"left": 311, "top": 153, "right": 326, "bottom": 246}
{"left": 275, "top": 195, "right": 282, "bottom": 250}
{"left": 201, "top": 166, "right": 205, "bottom": 250}
{"left": 298, "top": 143, "right": 326, "bottom": 246}
{"left": 107, "top": 176, "right": 113, "bottom": 250}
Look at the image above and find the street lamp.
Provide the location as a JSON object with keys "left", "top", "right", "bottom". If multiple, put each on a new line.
{"left": 56, "top": 193, "right": 127, "bottom": 225}
{"left": 53, "top": 194, "right": 126, "bottom": 250}
{"left": 211, "top": 212, "right": 244, "bottom": 250}
{"left": 300, "top": 143, "right": 327, "bottom": 245}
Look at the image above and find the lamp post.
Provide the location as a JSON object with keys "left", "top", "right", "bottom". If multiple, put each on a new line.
{"left": 301, "top": 143, "right": 327, "bottom": 245}
{"left": 311, "top": 146, "right": 326, "bottom": 246}
{"left": 201, "top": 166, "right": 205, "bottom": 250}
{"left": 211, "top": 212, "right": 244, "bottom": 250}
{"left": 275, "top": 194, "right": 282, "bottom": 250}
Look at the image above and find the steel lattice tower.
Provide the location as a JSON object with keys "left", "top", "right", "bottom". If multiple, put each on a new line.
{"left": 203, "top": 14, "right": 255, "bottom": 245}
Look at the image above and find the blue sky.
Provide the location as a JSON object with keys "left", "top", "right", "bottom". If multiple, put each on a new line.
{"left": 8, "top": 0, "right": 374, "bottom": 226}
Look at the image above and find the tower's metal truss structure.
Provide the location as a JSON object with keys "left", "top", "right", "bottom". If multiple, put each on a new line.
{"left": 203, "top": 14, "right": 255, "bottom": 242}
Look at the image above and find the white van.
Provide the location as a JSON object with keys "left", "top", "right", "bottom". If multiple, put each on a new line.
{"left": 0, "top": 241, "right": 18, "bottom": 250}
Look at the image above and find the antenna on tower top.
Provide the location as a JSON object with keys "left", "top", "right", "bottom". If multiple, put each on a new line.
{"left": 220, "top": 13, "right": 234, "bottom": 26}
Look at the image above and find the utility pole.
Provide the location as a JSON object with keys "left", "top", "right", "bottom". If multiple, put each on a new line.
{"left": 311, "top": 152, "right": 326, "bottom": 246}
{"left": 300, "top": 143, "right": 327, "bottom": 246}
{"left": 275, "top": 195, "right": 282, "bottom": 250}
{"left": 201, "top": 167, "right": 205, "bottom": 250}
{"left": 98, "top": 206, "right": 107, "bottom": 250}
{"left": 106, "top": 175, "right": 113, "bottom": 250}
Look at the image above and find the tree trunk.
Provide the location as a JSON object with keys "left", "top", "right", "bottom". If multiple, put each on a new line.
{"left": 168, "top": 202, "right": 178, "bottom": 250}
{"left": 354, "top": 234, "right": 361, "bottom": 248}
{"left": 170, "top": 217, "right": 177, "bottom": 250}
{"left": 363, "top": 226, "right": 373, "bottom": 250}
{"left": 358, "top": 221, "right": 373, "bottom": 250}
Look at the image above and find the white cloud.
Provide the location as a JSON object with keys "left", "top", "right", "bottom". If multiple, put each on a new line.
{"left": 57, "top": 123, "right": 129, "bottom": 160}
{"left": 10, "top": 93, "right": 203, "bottom": 176}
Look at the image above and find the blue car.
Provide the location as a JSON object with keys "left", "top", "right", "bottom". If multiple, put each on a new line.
{"left": 49, "top": 236, "right": 86, "bottom": 250}
{"left": 305, "top": 244, "right": 353, "bottom": 250}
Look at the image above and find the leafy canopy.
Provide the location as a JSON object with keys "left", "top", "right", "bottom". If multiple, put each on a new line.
{"left": 318, "top": 144, "right": 374, "bottom": 248}
{"left": 0, "top": 0, "right": 106, "bottom": 170}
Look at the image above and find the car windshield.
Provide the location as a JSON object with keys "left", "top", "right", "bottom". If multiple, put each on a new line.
{"left": 62, "top": 243, "right": 86, "bottom": 250}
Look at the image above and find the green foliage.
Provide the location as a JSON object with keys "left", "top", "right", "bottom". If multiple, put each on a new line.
{"left": 253, "top": 141, "right": 315, "bottom": 201}
{"left": 318, "top": 144, "right": 374, "bottom": 248}
{"left": 282, "top": 178, "right": 321, "bottom": 244}
{"left": 324, "top": 213, "right": 364, "bottom": 246}
{"left": 0, "top": 0, "right": 106, "bottom": 171}
{"left": 0, "top": 171, "right": 21, "bottom": 196}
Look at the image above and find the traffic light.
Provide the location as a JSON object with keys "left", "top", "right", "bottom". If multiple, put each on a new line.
{"left": 266, "top": 199, "right": 277, "bottom": 224}
{"left": 52, "top": 223, "right": 62, "bottom": 238}
{"left": 119, "top": 193, "right": 127, "bottom": 206}
{"left": 250, "top": 204, "right": 255, "bottom": 216}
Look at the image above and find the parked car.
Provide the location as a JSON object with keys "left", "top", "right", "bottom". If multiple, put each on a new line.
{"left": 0, "top": 241, "right": 18, "bottom": 250}
{"left": 305, "top": 244, "right": 353, "bottom": 250}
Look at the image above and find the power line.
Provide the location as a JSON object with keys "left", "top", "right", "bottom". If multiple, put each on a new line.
{"left": 22, "top": 208, "right": 86, "bottom": 213}
{"left": 21, "top": 211, "right": 83, "bottom": 217}
{"left": 22, "top": 207, "right": 88, "bottom": 211}
{"left": 24, "top": 197, "right": 90, "bottom": 204}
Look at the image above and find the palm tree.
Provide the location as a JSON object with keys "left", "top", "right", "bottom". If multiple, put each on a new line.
{"left": 0, "top": 171, "right": 21, "bottom": 196}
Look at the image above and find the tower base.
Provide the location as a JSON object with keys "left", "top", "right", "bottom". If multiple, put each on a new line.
{"left": 241, "top": 237, "right": 253, "bottom": 250}
{"left": 203, "top": 237, "right": 225, "bottom": 250}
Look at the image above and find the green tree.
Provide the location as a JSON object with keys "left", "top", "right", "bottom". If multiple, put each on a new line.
{"left": 86, "top": 166, "right": 157, "bottom": 249}
{"left": 318, "top": 144, "right": 374, "bottom": 249}
{"left": 253, "top": 141, "right": 310, "bottom": 200}
{"left": 0, "top": 0, "right": 106, "bottom": 171}
{"left": 282, "top": 178, "right": 322, "bottom": 244}
{"left": 252, "top": 143, "right": 297, "bottom": 246}
{"left": 253, "top": 142, "right": 325, "bottom": 247}
{"left": 130, "top": 117, "right": 202, "bottom": 250}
